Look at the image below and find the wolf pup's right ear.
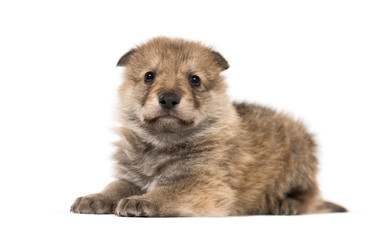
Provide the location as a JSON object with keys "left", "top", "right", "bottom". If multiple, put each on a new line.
{"left": 117, "top": 49, "right": 137, "bottom": 67}
{"left": 211, "top": 51, "right": 229, "bottom": 71}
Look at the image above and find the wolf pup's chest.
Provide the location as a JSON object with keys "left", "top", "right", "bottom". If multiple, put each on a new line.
{"left": 117, "top": 147, "right": 192, "bottom": 193}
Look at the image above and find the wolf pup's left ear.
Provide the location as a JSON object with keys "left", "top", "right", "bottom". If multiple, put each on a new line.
{"left": 211, "top": 51, "right": 229, "bottom": 71}
{"left": 117, "top": 49, "right": 137, "bottom": 67}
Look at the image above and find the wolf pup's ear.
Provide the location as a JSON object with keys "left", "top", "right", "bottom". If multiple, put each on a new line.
{"left": 117, "top": 49, "right": 137, "bottom": 67}
{"left": 211, "top": 51, "right": 229, "bottom": 71}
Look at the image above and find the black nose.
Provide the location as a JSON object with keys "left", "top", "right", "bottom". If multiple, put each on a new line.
{"left": 159, "top": 93, "right": 180, "bottom": 110}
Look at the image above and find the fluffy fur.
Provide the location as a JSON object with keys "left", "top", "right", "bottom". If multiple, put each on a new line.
{"left": 71, "top": 37, "right": 346, "bottom": 216}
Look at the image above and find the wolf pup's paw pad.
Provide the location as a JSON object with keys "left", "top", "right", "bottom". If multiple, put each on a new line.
{"left": 115, "top": 197, "right": 158, "bottom": 217}
{"left": 70, "top": 194, "right": 114, "bottom": 214}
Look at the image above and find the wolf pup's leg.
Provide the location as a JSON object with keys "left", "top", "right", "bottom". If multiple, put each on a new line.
{"left": 71, "top": 180, "right": 141, "bottom": 214}
{"left": 115, "top": 178, "right": 235, "bottom": 217}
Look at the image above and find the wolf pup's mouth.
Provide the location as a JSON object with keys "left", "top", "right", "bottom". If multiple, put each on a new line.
{"left": 144, "top": 115, "right": 194, "bottom": 126}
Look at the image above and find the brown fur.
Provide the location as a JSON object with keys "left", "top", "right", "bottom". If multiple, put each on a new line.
{"left": 71, "top": 37, "right": 346, "bottom": 216}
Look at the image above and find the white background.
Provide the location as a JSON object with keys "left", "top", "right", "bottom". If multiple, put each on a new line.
{"left": 0, "top": 0, "right": 388, "bottom": 239}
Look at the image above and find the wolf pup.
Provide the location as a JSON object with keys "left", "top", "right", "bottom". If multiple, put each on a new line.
{"left": 71, "top": 37, "right": 346, "bottom": 216}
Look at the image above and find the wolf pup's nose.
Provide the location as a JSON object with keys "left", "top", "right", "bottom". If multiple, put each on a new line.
{"left": 159, "top": 93, "right": 180, "bottom": 110}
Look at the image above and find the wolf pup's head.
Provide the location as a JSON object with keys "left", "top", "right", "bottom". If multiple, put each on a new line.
{"left": 117, "top": 37, "right": 230, "bottom": 142}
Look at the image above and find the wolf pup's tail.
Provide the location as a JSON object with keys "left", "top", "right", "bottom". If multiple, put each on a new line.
{"left": 312, "top": 200, "right": 347, "bottom": 213}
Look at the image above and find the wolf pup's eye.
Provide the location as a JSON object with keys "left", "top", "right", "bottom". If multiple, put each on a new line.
{"left": 144, "top": 72, "right": 155, "bottom": 83}
{"left": 189, "top": 75, "right": 201, "bottom": 86}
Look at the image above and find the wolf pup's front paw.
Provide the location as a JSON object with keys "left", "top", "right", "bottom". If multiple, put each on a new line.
{"left": 71, "top": 193, "right": 114, "bottom": 214}
{"left": 115, "top": 196, "right": 159, "bottom": 217}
